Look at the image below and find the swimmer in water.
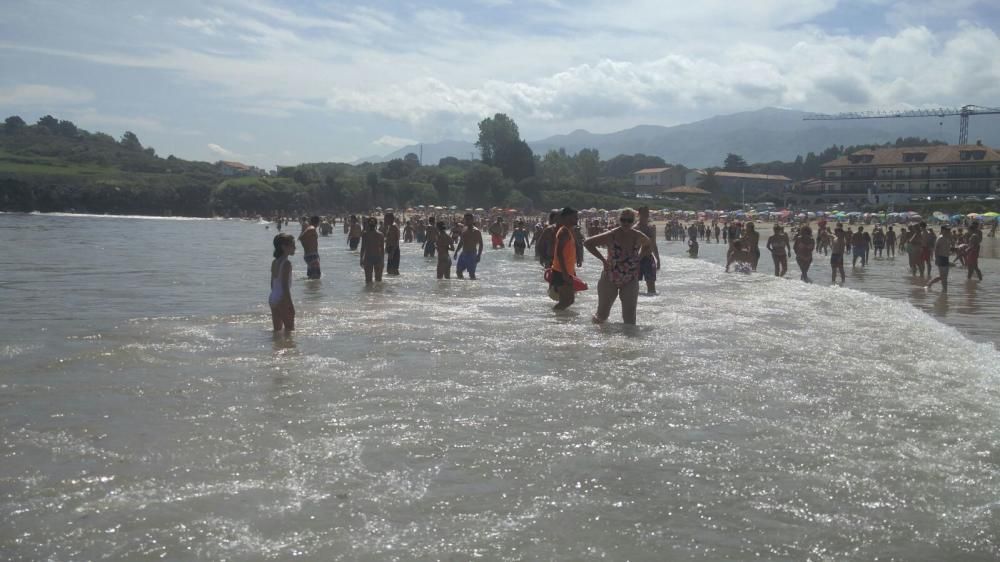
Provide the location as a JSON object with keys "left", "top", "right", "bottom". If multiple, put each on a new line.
{"left": 359, "top": 217, "right": 384, "bottom": 284}
{"left": 268, "top": 233, "right": 295, "bottom": 331}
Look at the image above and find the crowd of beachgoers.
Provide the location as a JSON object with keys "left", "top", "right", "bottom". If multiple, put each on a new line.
{"left": 263, "top": 207, "right": 994, "bottom": 331}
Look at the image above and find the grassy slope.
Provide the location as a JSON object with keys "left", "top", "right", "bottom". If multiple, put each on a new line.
{"left": 0, "top": 148, "right": 119, "bottom": 177}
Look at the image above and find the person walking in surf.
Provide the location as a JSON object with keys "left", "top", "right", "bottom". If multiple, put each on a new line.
{"left": 793, "top": 225, "right": 815, "bottom": 282}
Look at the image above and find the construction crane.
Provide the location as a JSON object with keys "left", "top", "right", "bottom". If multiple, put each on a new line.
{"left": 803, "top": 104, "right": 1000, "bottom": 145}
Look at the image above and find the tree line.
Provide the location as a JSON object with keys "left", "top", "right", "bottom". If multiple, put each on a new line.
{"left": 0, "top": 112, "right": 951, "bottom": 217}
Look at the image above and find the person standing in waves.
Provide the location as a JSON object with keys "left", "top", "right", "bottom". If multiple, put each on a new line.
{"left": 636, "top": 206, "right": 661, "bottom": 294}
{"left": 926, "top": 225, "right": 954, "bottom": 292}
{"left": 584, "top": 208, "right": 652, "bottom": 325}
{"left": 793, "top": 225, "right": 815, "bottom": 283}
{"left": 550, "top": 207, "right": 579, "bottom": 311}
{"left": 384, "top": 212, "right": 401, "bottom": 275}
{"left": 298, "top": 215, "right": 321, "bottom": 279}
{"left": 359, "top": 217, "right": 384, "bottom": 285}
{"left": 966, "top": 221, "right": 984, "bottom": 281}
{"left": 454, "top": 213, "right": 484, "bottom": 280}
{"left": 268, "top": 233, "right": 296, "bottom": 331}
{"left": 767, "top": 224, "right": 790, "bottom": 277}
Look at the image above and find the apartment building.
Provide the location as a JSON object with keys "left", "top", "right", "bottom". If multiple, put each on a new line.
{"left": 793, "top": 143, "right": 1000, "bottom": 205}
{"left": 632, "top": 167, "right": 686, "bottom": 193}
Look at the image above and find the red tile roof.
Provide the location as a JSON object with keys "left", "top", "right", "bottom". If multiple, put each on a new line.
{"left": 633, "top": 167, "right": 673, "bottom": 174}
{"left": 219, "top": 160, "right": 252, "bottom": 170}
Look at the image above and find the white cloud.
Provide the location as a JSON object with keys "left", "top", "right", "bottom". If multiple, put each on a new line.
{"left": 174, "top": 17, "right": 223, "bottom": 35}
{"left": 373, "top": 135, "right": 419, "bottom": 148}
{"left": 208, "top": 143, "right": 242, "bottom": 159}
{"left": 325, "top": 22, "right": 1000, "bottom": 136}
{"left": 2, "top": 0, "right": 999, "bottom": 150}
{"left": 0, "top": 84, "right": 94, "bottom": 106}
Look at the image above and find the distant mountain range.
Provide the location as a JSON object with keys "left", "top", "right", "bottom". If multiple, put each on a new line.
{"left": 362, "top": 107, "right": 1000, "bottom": 168}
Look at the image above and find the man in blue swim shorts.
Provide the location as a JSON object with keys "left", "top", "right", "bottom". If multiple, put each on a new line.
{"left": 453, "top": 213, "right": 483, "bottom": 280}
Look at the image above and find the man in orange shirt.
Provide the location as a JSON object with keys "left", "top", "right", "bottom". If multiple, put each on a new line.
{"left": 551, "top": 207, "right": 579, "bottom": 311}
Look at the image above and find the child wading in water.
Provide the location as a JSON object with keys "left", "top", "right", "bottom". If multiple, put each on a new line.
{"left": 269, "top": 233, "right": 296, "bottom": 331}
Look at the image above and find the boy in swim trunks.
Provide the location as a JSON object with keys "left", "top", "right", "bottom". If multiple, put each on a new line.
{"left": 454, "top": 213, "right": 483, "bottom": 280}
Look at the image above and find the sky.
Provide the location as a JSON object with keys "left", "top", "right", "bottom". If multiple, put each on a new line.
{"left": 1, "top": 0, "right": 998, "bottom": 168}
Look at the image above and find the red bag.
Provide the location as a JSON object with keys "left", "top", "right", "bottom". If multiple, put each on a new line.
{"left": 544, "top": 268, "right": 588, "bottom": 291}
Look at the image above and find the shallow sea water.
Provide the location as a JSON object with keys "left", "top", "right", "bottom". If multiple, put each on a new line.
{"left": 1, "top": 214, "right": 999, "bottom": 561}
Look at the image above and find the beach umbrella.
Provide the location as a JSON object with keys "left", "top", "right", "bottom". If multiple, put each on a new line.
{"left": 983, "top": 211, "right": 1000, "bottom": 217}
{"left": 933, "top": 211, "right": 949, "bottom": 221}
{"left": 475, "top": 207, "right": 485, "bottom": 212}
